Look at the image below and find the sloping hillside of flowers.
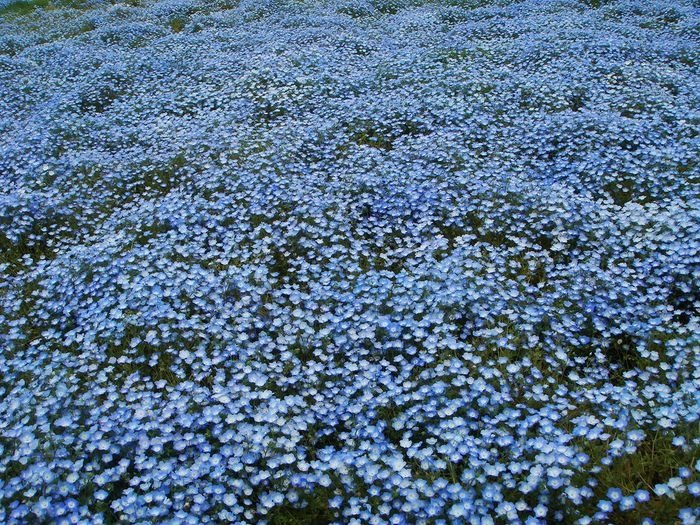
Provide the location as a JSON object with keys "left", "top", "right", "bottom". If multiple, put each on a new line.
{"left": 1, "top": 0, "right": 699, "bottom": 523}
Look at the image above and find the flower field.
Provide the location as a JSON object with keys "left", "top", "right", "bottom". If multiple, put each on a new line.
{"left": 0, "top": 0, "right": 699, "bottom": 523}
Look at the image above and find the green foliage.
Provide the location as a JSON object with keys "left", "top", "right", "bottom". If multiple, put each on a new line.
{"left": 595, "top": 428, "right": 700, "bottom": 524}
{"left": 267, "top": 489, "right": 335, "bottom": 525}
{"left": 0, "top": 0, "right": 50, "bottom": 17}
{"left": 169, "top": 16, "right": 186, "bottom": 33}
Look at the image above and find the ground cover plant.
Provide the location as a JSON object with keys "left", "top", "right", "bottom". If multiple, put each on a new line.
{"left": 0, "top": 0, "right": 699, "bottom": 523}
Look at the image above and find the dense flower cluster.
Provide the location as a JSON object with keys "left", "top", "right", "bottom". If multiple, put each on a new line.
{"left": 1, "top": 0, "right": 699, "bottom": 523}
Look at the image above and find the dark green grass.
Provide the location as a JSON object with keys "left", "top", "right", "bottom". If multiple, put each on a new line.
{"left": 591, "top": 427, "right": 700, "bottom": 524}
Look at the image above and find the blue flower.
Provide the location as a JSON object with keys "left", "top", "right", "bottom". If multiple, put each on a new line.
{"left": 688, "top": 483, "right": 700, "bottom": 497}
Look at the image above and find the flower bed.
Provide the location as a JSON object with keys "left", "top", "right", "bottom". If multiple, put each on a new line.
{"left": 0, "top": 0, "right": 699, "bottom": 523}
